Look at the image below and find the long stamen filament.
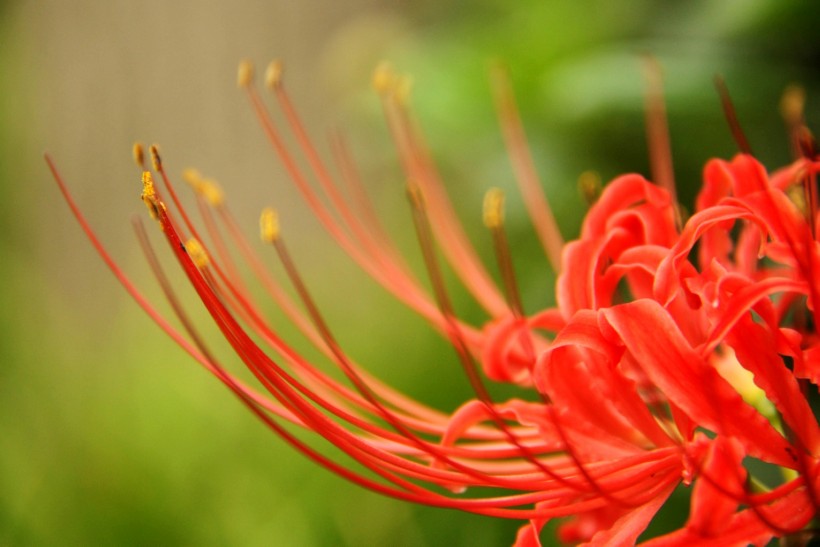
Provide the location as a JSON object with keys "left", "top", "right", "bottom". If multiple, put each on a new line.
{"left": 483, "top": 187, "right": 525, "bottom": 318}
{"left": 490, "top": 63, "right": 564, "bottom": 272}
{"left": 643, "top": 56, "right": 678, "bottom": 217}
{"left": 714, "top": 75, "right": 753, "bottom": 155}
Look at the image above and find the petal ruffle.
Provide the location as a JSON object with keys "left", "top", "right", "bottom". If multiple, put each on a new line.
{"left": 600, "top": 299, "right": 796, "bottom": 468}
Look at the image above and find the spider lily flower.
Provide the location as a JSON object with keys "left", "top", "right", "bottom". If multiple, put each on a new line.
{"left": 48, "top": 59, "right": 820, "bottom": 546}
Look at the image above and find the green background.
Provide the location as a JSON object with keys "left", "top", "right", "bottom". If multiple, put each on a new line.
{"left": 2, "top": 0, "right": 820, "bottom": 545}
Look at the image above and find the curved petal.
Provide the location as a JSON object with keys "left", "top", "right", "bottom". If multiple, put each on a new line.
{"left": 600, "top": 300, "right": 795, "bottom": 467}
{"left": 686, "top": 436, "right": 746, "bottom": 537}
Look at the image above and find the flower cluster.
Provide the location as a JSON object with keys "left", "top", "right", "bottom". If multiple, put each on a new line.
{"left": 50, "top": 61, "right": 820, "bottom": 545}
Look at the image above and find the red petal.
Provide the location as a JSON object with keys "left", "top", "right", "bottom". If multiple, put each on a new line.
{"left": 600, "top": 300, "right": 795, "bottom": 467}
{"left": 726, "top": 315, "right": 820, "bottom": 456}
{"left": 582, "top": 479, "right": 677, "bottom": 546}
{"left": 514, "top": 518, "right": 545, "bottom": 547}
{"left": 686, "top": 437, "right": 746, "bottom": 536}
{"left": 536, "top": 310, "right": 675, "bottom": 452}
{"left": 581, "top": 174, "right": 674, "bottom": 241}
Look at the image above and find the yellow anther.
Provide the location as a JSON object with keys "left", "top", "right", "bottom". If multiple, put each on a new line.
{"left": 149, "top": 144, "right": 162, "bottom": 171}
{"left": 372, "top": 61, "right": 396, "bottom": 96}
{"left": 238, "top": 59, "right": 254, "bottom": 88}
{"left": 483, "top": 187, "right": 505, "bottom": 230}
{"left": 578, "top": 170, "right": 602, "bottom": 205}
{"left": 185, "top": 238, "right": 209, "bottom": 269}
{"left": 200, "top": 178, "right": 224, "bottom": 207}
{"left": 182, "top": 168, "right": 203, "bottom": 186}
{"left": 141, "top": 170, "right": 156, "bottom": 200}
{"left": 133, "top": 142, "right": 145, "bottom": 169}
{"left": 141, "top": 171, "right": 162, "bottom": 220}
{"left": 265, "top": 59, "right": 283, "bottom": 91}
{"left": 260, "top": 207, "right": 280, "bottom": 243}
{"left": 780, "top": 84, "right": 806, "bottom": 126}
{"left": 182, "top": 169, "right": 224, "bottom": 207}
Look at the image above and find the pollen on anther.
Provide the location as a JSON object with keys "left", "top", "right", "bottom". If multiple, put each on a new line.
{"left": 182, "top": 168, "right": 203, "bottom": 186}
{"left": 149, "top": 144, "right": 162, "bottom": 171}
{"left": 260, "top": 207, "right": 280, "bottom": 243}
{"left": 780, "top": 84, "right": 806, "bottom": 126}
{"left": 141, "top": 171, "right": 161, "bottom": 220}
{"left": 185, "top": 238, "right": 210, "bottom": 269}
{"left": 265, "top": 60, "right": 283, "bottom": 91}
{"left": 183, "top": 169, "right": 224, "bottom": 207}
{"left": 238, "top": 59, "right": 254, "bottom": 89}
{"left": 201, "top": 178, "right": 225, "bottom": 207}
{"left": 133, "top": 143, "right": 146, "bottom": 169}
{"left": 578, "top": 170, "right": 602, "bottom": 205}
{"left": 141, "top": 171, "right": 155, "bottom": 198}
{"left": 483, "top": 187, "right": 505, "bottom": 230}
{"left": 372, "top": 61, "right": 396, "bottom": 96}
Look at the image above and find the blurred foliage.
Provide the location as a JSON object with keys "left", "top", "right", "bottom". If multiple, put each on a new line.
{"left": 3, "top": 0, "right": 820, "bottom": 546}
{"left": 377, "top": 0, "right": 820, "bottom": 207}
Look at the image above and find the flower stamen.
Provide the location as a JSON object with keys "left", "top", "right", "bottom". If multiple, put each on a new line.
{"left": 264, "top": 59, "right": 283, "bottom": 91}
{"left": 490, "top": 63, "right": 564, "bottom": 272}
{"left": 259, "top": 207, "right": 279, "bottom": 244}
{"left": 781, "top": 84, "right": 806, "bottom": 159}
{"left": 133, "top": 142, "right": 146, "bottom": 170}
{"left": 714, "top": 75, "right": 753, "bottom": 155}
{"left": 642, "top": 56, "right": 678, "bottom": 220}
{"left": 185, "top": 237, "right": 210, "bottom": 269}
{"left": 483, "top": 187, "right": 527, "bottom": 321}
{"left": 577, "top": 170, "right": 601, "bottom": 206}
{"left": 140, "top": 171, "right": 163, "bottom": 221}
{"left": 237, "top": 59, "right": 254, "bottom": 89}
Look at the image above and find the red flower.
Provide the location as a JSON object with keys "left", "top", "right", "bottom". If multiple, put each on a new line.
{"left": 49, "top": 60, "right": 820, "bottom": 545}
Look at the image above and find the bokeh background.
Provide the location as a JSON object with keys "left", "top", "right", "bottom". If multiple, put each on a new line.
{"left": 3, "top": 0, "right": 820, "bottom": 545}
